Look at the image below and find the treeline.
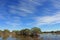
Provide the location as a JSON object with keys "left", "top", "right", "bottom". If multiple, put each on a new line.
{"left": 43, "top": 31, "right": 60, "bottom": 34}
{"left": 0, "top": 27, "right": 60, "bottom": 38}
{"left": 0, "top": 27, "right": 42, "bottom": 37}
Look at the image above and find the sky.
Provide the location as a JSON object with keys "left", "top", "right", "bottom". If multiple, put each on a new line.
{"left": 0, "top": 0, "right": 60, "bottom": 32}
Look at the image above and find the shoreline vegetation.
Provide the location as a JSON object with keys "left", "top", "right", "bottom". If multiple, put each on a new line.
{"left": 0, "top": 27, "right": 41, "bottom": 37}
{"left": 0, "top": 27, "right": 60, "bottom": 40}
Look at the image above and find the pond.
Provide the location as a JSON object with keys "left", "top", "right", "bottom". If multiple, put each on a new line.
{"left": 0, "top": 34, "right": 60, "bottom": 40}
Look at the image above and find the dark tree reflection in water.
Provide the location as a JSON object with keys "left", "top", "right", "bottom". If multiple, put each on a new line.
{"left": 1, "top": 34, "right": 60, "bottom": 40}
{"left": 2, "top": 34, "right": 9, "bottom": 40}
{"left": 15, "top": 35, "right": 43, "bottom": 40}
{"left": 19, "top": 36, "right": 32, "bottom": 40}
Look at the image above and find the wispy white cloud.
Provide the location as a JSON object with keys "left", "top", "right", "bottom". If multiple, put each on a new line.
{"left": 51, "top": 0, "right": 60, "bottom": 9}
{"left": 42, "top": 8, "right": 54, "bottom": 15}
{"left": 12, "top": 16, "right": 21, "bottom": 22}
{"left": 0, "top": 14, "right": 5, "bottom": 19}
{"left": 20, "top": 8, "right": 33, "bottom": 13}
{"left": 34, "top": 11, "right": 60, "bottom": 26}
{"left": 30, "top": 0, "right": 42, "bottom": 5}
{"left": 8, "top": 0, "right": 46, "bottom": 17}
{"left": 30, "top": 0, "right": 46, "bottom": 5}
{"left": 6, "top": 21, "right": 21, "bottom": 27}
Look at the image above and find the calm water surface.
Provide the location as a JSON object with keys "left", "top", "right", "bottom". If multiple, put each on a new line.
{"left": 0, "top": 34, "right": 60, "bottom": 40}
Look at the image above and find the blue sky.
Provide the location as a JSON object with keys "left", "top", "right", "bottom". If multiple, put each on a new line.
{"left": 0, "top": 0, "right": 60, "bottom": 32}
